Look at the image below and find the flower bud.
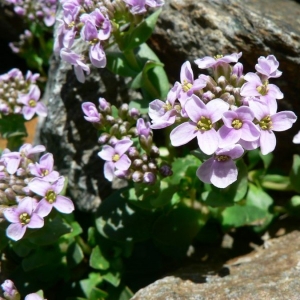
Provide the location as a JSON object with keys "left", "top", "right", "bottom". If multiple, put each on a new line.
{"left": 133, "top": 159, "right": 143, "bottom": 168}
{"left": 98, "top": 133, "right": 110, "bottom": 144}
{"left": 143, "top": 172, "right": 156, "bottom": 184}
{"left": 5, "top": 188, "right": 16, "bottom": 201}
{"left": 128, "top": 147, "right": 139, "bottom": 158}
{"left": 132, "top": 171, "right": 143, "bottom": 183}
{"left": 150, "top": 146, "right": 160, "bottom": 158}
{"left": 160, "top": 164, "right": 173, "bottom": 177}
{"left": 118, "top": 103, "right": 129, "bottom": 118}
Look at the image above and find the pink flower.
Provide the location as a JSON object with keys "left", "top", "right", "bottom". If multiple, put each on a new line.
{"left": 194, "top": 52, "right": 242, "bottom": 69}
{"left": 98, "top": 139, "right": 133, "bottom": 181}
{"left": 170, "top": 95, "right": 229, "bottom": 155}
{"left": 28, "top": 153, "right": 59, "bottom": 182}
{"left": 17, "top": 85, "right": 47, "bottom": 120}
{"left": 249, "top": 100, "right": 297, "bottom": 155}
{"left": 218, "top": 106, "right": 260, "bottom": 148}
{"left": 255, "top": 55, "right": 282, "bottom": 79}
{"left": 4, "top": 197, "right": 44, "bottom": 241}
{"left": 196, "top": 144, "right": 244, "bottom": 188}
{"left": 28, "top": 177, "right": 75, "bottom": 217}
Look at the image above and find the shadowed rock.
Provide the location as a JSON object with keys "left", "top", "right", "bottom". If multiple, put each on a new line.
{"left": 131, "top": 230, "right": 300, "bottom": 300}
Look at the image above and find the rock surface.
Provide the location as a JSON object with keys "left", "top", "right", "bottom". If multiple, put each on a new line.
{"left": 131, "top": 230, "right": 300, "bottom": 300}
{"left": 39, "top": 0, "right": 300, "bottom": 211}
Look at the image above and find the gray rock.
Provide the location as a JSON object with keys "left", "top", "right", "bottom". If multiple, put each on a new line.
{"left": 131, "top": 230, "right": 300, "bottom": 300}
{"left": 39, "top": 0, "right": 300, "bottom": 211}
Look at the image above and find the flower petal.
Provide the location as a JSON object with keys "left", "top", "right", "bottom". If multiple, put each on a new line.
{"left": 170, "top": 122, "right": 197, "bottom": 147}
{"left": 6, "top": 223, "right": 26, "bottom": 241}
{"left": 53, "top": 195, "right": 74, "bottom": 214}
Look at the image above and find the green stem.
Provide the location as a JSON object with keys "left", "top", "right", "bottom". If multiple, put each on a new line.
{"left": 75, "top": 235, "right": 92, "bottom": 256}
{"left": 123, "top": 49, "right": 140, "bottom": 71}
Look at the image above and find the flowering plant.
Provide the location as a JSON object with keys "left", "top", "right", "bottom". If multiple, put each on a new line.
{"left": 1, "top": 0, "right": 300, "bottom": 299}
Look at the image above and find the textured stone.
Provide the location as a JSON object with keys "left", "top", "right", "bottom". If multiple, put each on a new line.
{"left": 131, "top": 230, "right": 300, "bottom": 300}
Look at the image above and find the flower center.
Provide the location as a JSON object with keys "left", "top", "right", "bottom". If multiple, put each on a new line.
{"left": 68, "top": 21, "right": 75, "bottom": 28}
{"left": 215, "top": 155, "right": 230, "bottom": 162}
{"left": 112, "top": 154, "right": 120, "bottom": 162}
{"left": 29, "top": 99, "right": 36, "bottom": 107}
{"left": 163, "top": 102, "right": 172, "bottom": 111}
{"left": 41, "top": 169, "right": 49, "bottom": 176}
{"left": 46, "top": 190, "right": 57, "bottom": 204}
{"left": 197, "top": 116, "right": 212, "bottom": 131}
{"left": 19, "top": 212, "right": 30, "bottom": 225}
{"left": 256, "top": 81, "right": 269, "bottom": 95}
{"left": 231, "top": 119, "right": 243, "bottom": 129}
{"left": 258, "top": 115, "right": 272, "bottom": 130}
{"left": 214, "top": 54, "right": 223, "bottom": 60}
{"left": 182, "top": 80, "right": 193, "bottom": 92}
{"left": 89, "top": 38, "right": 99, "bottom": 45}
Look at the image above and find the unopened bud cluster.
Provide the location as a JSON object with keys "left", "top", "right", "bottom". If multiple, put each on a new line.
{"left": 82, "top": 99, "right": 172, "bottom": 184}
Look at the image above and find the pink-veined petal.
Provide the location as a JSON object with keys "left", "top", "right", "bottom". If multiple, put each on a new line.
{"left": 197, "top": 129, "right": 219, "bottom": 155}
{"left": 115, "top": 154, "right": 131, "bottom": 170}
{"left": 259, "top": 130, "right": 276, "bottom": 155}
{"left": 28, "top": 178, "right": 51, "bottom": 196}
{"left": 27, "top": 214, "right": 44, "bottom": 229}
{"left": 271, "top": 111, "right": 297, "bottom": 132}
{"left": 53, "top": 195, "right": 74, "bottom": 214}
{"left": 170, "top": 122, "right": 197, "bottom": 146}
{"left": 34, "top": 199, "right": 53, "bottom": 218}
{"left": 104, "top": 161, "right": 114, "bottom": 181}
{"left": 6, "top": 223, "right": 26, "bottom": 241}
{"left": 210, "top": 160, "right": 238, "bottom": 188}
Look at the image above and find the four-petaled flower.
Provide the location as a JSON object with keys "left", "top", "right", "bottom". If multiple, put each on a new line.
{"left": 4, "top": 197, "right": 44, "bottom": 241}
{"left": 98, "top": 139, "right": 133, "bottom": 181}
{"left": 196, "top": 144, "right": 244, "bottom": 188}
{"left": 249, "top": 100, "right": 297, "bottom": 155}
{"left": 170, "top": 95, "right": 229, "bottom": 155}
{"left": 28, "top": 177, "right": 75, "bottom": 217}
{"left": 17, "top": 85, "right": 47, "bottom": 120}
{"left": 218, "top": 106, "right": 260, "bottom": 147}
{"left": 194, "top": 52, "right": 242, "bottom": 69}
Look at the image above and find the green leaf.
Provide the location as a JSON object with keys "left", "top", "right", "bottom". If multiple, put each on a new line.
{"left": 221, "top": 205, "right": 268, "bottom": 229}
{"left": 123, "top": 9, "right": 162, "bottom": 51}
{"left": 28, "top": 215, "right": 71, "bottom": 245}
{"left": 22, "top": 246, "right": 62, "bottom": 272}
{"left": 90, "top": 288, "right": 108, "bottom": 300}
{"left": 64, "top": 221, "right": 83, "bottom": 239}
{"left": 150, "top": 183, "right": 177, "bottom": 208}
{"left": 166, "top": 155, "right": 201, "bottom": 185}
{"left": 290, "top": 154, "right": 300, "bottom": 193}
{"left": 259, "top": 151, "right": 273, "bottom": 170}
{"left": 106, "top": 52, "right": 138, "bottom": 77}
{"left": 95, "top": 189, "right": 158, "bottom": 243}
{"left": 102, "top": 271, "right": 121, "bottom": 287}
{"left": 246, "top": 183, "right": 273, "bottom": 210}
{"left": 12, "top": 239, "right": 35, "bottom": 257}
{"left": 118, "top": 286, "right": 134, "bottom": 300}
{"left": 90, "top": 245, "right": 110, "bottom": 270}
{"left": 67, "top": 241, "right": 84, "bottom": 268}
{"left": 80, "top": 273, "right": 103, "bottom": 299}
{"left": 152, "top": 204, "right": 202, "bottom": 246}
{"left": 0, "top": 230, "right": 8, "bottom": 252}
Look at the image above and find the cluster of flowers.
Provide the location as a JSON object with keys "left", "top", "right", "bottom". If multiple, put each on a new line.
{"left": 4, "top": 0, "right": 57, "bottom": 27}
{"left": 4, "top": 0, "right": 57, "bottom": 54}
{"left": 0, "top": 68, "right": 47, "bottom": 120}
{"left": 0, "top": 143, "right": 74, "bottom": 241}
{"left": 1, "top": 279, "right": 44, "bottom": 300}
{"left": 82, "top": 98, "right": 172, "bottom": 184}
{"left": 55, "top": 0, "right": 164, "bottom": 83}
{"left": 149, "top": 53, "right": 297, "bottom": 188}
